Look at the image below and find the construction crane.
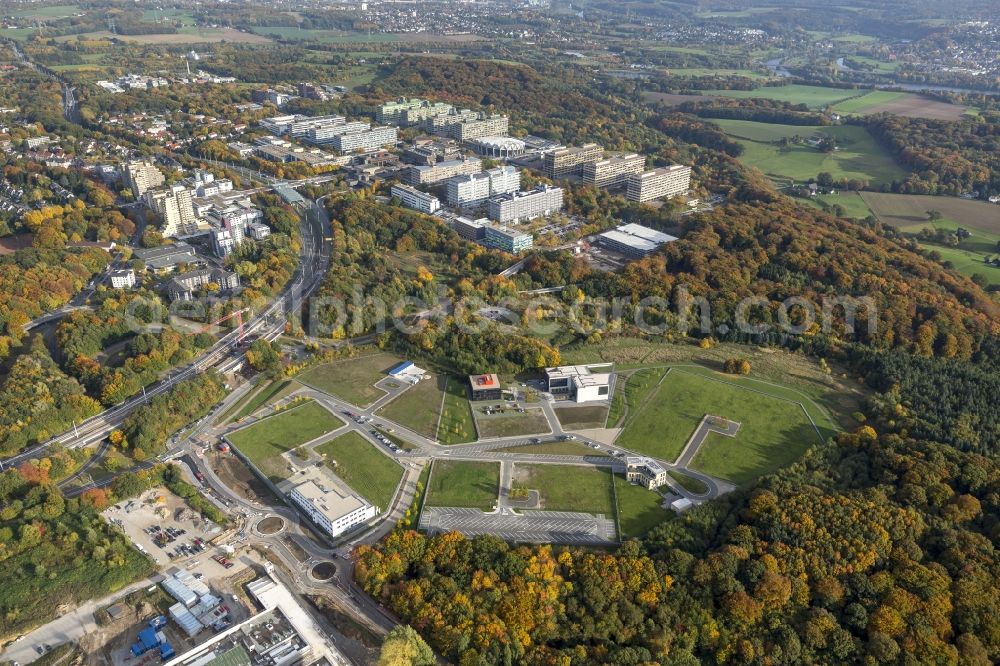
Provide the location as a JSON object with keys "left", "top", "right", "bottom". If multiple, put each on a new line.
{"left": 197, "top": 308, "right": 251, "bottom": 344}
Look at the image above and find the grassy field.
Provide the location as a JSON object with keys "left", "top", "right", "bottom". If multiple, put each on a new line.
{"left": 614, "top": 475, "right": 670, "bottom": 538}
{"left": 829, "top": 90, "right": 904, "bottom": 113}
{"left": 437, "top": 376, "right": 477, "bottom": 445}
{"left": 859, "top": 192, "right": 1000, "bottom": 235}
{"left": 425, "top": 461, "right": 500, "bottom": 510}
{"left": 554, "top": 405, "right": 609, "bottom": 430}
{"left": 475, "top": 409, "right": 550, "bottom": 438}
{"left": 668, "top": 470, "right": 710, "bottom": 495}
{"left": 53, "top": 28, "right": 271, "bottom": 44}
{"left": 298, "top": 353, "right": 404, "bottom": 407}
{"left": 315, "top": 432, "right": 403, "bottom": 511}
{"left": 606, "top": 368, "right": 668, "bottom": 428}
{"left": 221, "top": 379, "right": 300, "bottom": 424}
{"left": 702, "top": 84, "right": 861, "bottom": 108}
{"left": 833, "top": 91, "right": 969, "bottom": 120}
{"left": 713, "top": 119, "right": 907, "bottom": 186}
{"left": 227, "top": 401, "right": 344, "bottom": 482}
{"left": 802, "top": 191, "right": 875, "bottom": 219}
{"left": 617, "top": 369, "right": 823, "bottom": 485}
{"left": 495, "top": 440, "right": 609, "bottom": 456}
{"left": 248, "top": 25, "right": 481, "bottom": 44}
{"left": 379, "top": 375, "right": 446, "bottom": 439}
{"left": 516, "top": 464, "right": 615, "bottom": 515}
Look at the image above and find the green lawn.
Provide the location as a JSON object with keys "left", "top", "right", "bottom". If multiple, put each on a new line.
{"left": 668, "top": 470, "right": 709, "bottom": 495}
{"left": 714, "top": 119, "right": 906, "bottom": 186}
{"left": 607, "top": 368, "right": 667, "bottom": 428}
{"left": 227, "top": 401, "right": 344, "bottom": 481}
{"left": 517, "top": 464, "right": 614, "bottom": 515}
{"left": 298, "top": 353, "right": 404, "bottom": 407}
{"left": 475, "top": 410, "right": 550, "bottom": 438}
{"left": 617, "top": 369, "right": 821, "bottom": 485}
{"left": 425, "top": 461, "right": 500, "bottom": 510}
{"left": 920, "top": 243, "right": 1000, "bottom": 287}
{"left": 614, "top": 475, "right": 669, "bottom": 538}
{"left": 315, "top": 432, "right": 404, "bottom": 511}
{"left": 221, "top": 379, "right": 299, "bottom": 424}
{"left": 379, "top": 375, "right": 446, "bottom": 439}
{"left": 554, "top": 405, "right": 609, "bottom": 430}
{"left": 830, "top": 90, "right": 904, "bottom": 113}
{"left": 437, "top": 376, "right": 477, "bottom": 445}
{"left": 702, "top": 84, "right": 862, "bottom": 108}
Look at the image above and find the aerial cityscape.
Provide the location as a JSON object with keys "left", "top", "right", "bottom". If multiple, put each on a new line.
{"left": 0, "top": 0, "right": 998, "bottom": 664}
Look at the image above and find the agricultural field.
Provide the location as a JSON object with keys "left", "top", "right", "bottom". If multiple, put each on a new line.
{"left": 701, "top": 84, "right": 861, "bottom": 108}
{"left": 613, "top": 475, "right": 670, "bottom": 538}
{"left": 617, "top": 369, "right": 824, "bottom": 485}
{"left": 248, "top": 25, "right": 481, "bottom": 44}
{"left": 802, "top": 191, "right": 875, "bottom": 219}
{"left": 52, "top": 28, "right": 271, "bottom": 44}
{"left": 425, "top": 461, "right": 500, "bottom": 510}
{"left": 315, "top": 432, "right": 404, "bottom": 511}
{"left": 379, "top": 375, "right": 446, "bottom": 439}
{"left": 475, "top": 408, "right": 550, "bottom": 439}
{"left": 514, "top": 465, "right": 615, "bottom": 515}
{"left": 298, "top": 352, "right": 404, "bottom": 407}
{"left": 832, "top": 91, "right": 970, "bottom": 120}
{"left": 859, "top": 192, "right": 1000, "bottom": 235}
{"left": 437, "top": 376, "right": 477, "bottom": 445}
{"left": 714, "top": 119, "right": 907, "bottom": 186}
{"left": 226, "top": 401, "right": 344, "bottom": 481}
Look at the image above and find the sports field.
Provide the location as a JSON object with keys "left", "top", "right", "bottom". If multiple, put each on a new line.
{"left": 714, "top": 119, "right": 907, "bottom": 186}
{"left": 379, "top": 375, "right": 445, "bottom": 439}
{"left": 616, "top": 369, "right": 821, "bottom": 485}
{"left": 515, "top": 464, "right": 615, "bottom": 515}
{"left": 315, "top": 432, "right": 403, "bottom": 511}
{"left": 425, "top": 461, "right": 500, "bottom": 510}
{"left": 298, "top": 352, "right": 404, "bottom": 407}
{"left": 227, "top": 401, "right": 344, "bottom": 481}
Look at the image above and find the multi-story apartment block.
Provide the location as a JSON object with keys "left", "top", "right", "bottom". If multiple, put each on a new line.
{"left": 331, "top": 126, "right": 398, "bottom": 153}
{"left": 444, "top": 114, "right": 510, "bottom": 142}
{"left": 167, "top": 268, "right": 239, "bottom": 301}
{"left": 626, "top": 165, "right": 692, "bottom": 203}
{"left": 582, "top": 153, "right": 645, "bottom": 188}
{"left": 445, "top": 166, "right": 521, "bottom": 207}
{"left": 109, "top": 268, "right": 137, "bottom": 289}
{"left": 543, "top": 143, "right": 603, "bottom": 179}
{"left": 483, "top": 225, "right": 534, "bottom": 254}
{"left": 260, "top": 114, "right": 346, "bottom": 138}
{"left": 402, "top": 157, "right": 483, "bottom": 186}
{"left": 145, "top": 185, "right": 198, "bottom": 237}
{"left": 391, "top": 184, "right": 441, "bottom": 214}
{"left": 125, "top": 160, "right": 165, "bottom": 199}
{"left": 307, "top": 121, "right": 371, "bottom": 146}
{"left": 487, "top": 184, "right": 564, "bottom": 224}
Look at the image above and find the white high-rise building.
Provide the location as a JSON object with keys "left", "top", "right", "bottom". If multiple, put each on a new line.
{"left": 626, "top": 165, "right": 692, "bottom": 203}
{"left": 446, "top": 166, "right": 520, "bottom": 207}
{"left": 488, "top": 184, "right": 563, "bottom": 224}
{"left": 391, "top": 184, "right": 441, "bottom": 214}
{"left": 145, "top": 185, "right": 198, "bottom": 237}
{"left": 125, "top": 160, "right": 165, "bottom": 199}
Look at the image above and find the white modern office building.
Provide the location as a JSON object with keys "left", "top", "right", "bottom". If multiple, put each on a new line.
{"left": 446, "top": 166, "right": 520, "bottom": 207}
{"left": 286, "top": 466, "right": 378, "bottom": 538}
{"left": 626, "top": 165, "right": 692, "bottom": 203}
{"left": 307, "top": 120, "right": 371, "bottom": 145}
{"left": 598, "top": 222, "right": 678, "bottom": 259}
{"left": 260, "top": 113, "right": 347, "bottom": 138}
{"left": 582, "top": 153, "right": 645, "bottom": 188}
{"left": 545, "top": 363, "right": 614, "bottom": 402}
{"left": 391, "top": 183, "right": 441, "bottom": 214}
{"left": 331, "top": 125, "right": 398, "bottom": 153}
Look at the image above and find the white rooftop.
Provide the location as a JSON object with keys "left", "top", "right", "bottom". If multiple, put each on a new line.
{"left": 290, "top": 466, "right": 370, "bottom": 521}
{"left": 545, "top": 363, "right": 613, "bottom": 388}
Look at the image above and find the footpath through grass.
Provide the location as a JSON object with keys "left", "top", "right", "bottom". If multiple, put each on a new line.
{"left": 227, "top": 401, "right": 344, "bottom": 481}
{"left": 617, "top": 369, "right": 820, "bottom": 485}
{"left": 315, "top": 432, "right": 404, "bottom": 511}
{"left": 425, "top": 460, "right": 499, "bottom": 510}
{"left": 518, "top": 464, "right": 614, "bottom": 515}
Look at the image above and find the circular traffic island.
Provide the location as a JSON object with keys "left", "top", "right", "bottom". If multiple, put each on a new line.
{"left": 311, "top": 561, "right": 337, "bottom": 581}
{"left": 256, "top": 516, "right": 285, "bottom": 535}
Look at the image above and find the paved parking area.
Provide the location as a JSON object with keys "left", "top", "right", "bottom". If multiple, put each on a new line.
{"left": 420, "top": 507, "right": 617, "bottom": 545}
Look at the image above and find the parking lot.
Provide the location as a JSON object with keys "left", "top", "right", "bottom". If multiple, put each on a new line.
{"left": 104, "top": 488, "right": 227, "bottom": 569}
{"left": 420, "top": 507, "right": 618, "bottom": 545}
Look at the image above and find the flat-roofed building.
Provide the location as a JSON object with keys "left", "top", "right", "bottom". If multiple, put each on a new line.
{"left": 626, "top": 165, "right": 692, "bottom": 203}
{"left": 145, "top": 185, "right": 199, "bottom": 237}
{"left": 260, "top": 113, "right": 346, "bottom": 138}
{"left": 331, "top": 125, "right": 398, "bottom": 153}
{"left": 378, "top": 97, "right": 454, "bottom": 125}
{"left": 452, "top": 216, "right": 489, "bottom": 241}
{"left": 167, "top": 268, "right": 239, "bottom": 301}
{"left": 446, "top": 166, "right": 520, "bottom": 207}
{"left": 110, "top": 268, "right": 137, "bottom": 289}
{"left": 125, "top": 160, "right": 165, "bottom": 199}
{"left": 307, "top": 120, "right": 371, "bottom": 145}
{"left": 399, "top": 101, "right": 455, "bottom": 126}
{"left": 134, "top": 242, "right": 197, "bottom": 274}
{"left": 391, "top": 184, "right": 440, "bottom": 214}
{"left": 545, "top": 363, "right": 614, "bottom": 402}
{"left": 543, "top": 143, "right": 603, "bottom": 179}
{"left": 422, "top": 108, "right": 481, "bottom": 133}
{"left": 285, "top": 466, "right": 378, "bottom": 537}
{"left": 483, "top": 224, "right": 533, "bottom": 253}
{"left": 625, "top": 456, "right": 668, "bottom": 490}
{"left": 487, "top": 184, "right": 563, "bottom": 224}
{"left": 582, "top": 153, "right": 645, "bottom": 188}
{"left": 598, "top": 222, "right": 678, "bottom": 259}
{"left": 403, "top": 157, "right": 482, "bottom": 186}
{"left": 445, "top": 114, "right": 509, "bottom": 142}
{"left": 469, "top": 373, "right": 502, "bottom": 401}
